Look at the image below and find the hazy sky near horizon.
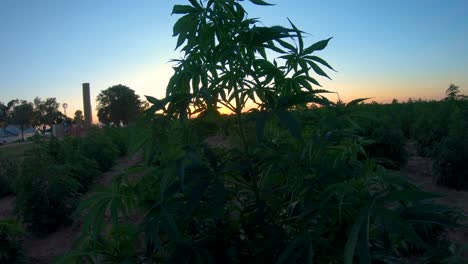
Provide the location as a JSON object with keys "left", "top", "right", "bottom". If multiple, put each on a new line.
{"left": 1, "top": 0, "right": 467, "bottom": 116}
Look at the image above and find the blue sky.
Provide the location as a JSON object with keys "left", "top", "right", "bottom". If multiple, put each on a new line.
{"left": 1, "top": 0, "right": 467, "bottom": 116}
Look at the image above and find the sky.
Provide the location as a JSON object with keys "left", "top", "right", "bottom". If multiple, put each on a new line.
{"left": 1, "top": 0, "right": 467, "bottom": 118}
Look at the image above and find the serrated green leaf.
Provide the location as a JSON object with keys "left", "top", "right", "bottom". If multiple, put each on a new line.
{"left": 344, "top": 207, "right": 368, "bottom": 264}
{"left": 374, "top": 207, "right": 428, "bottom": 249}
{"left": 306, "top": 55, "right": 336, "bottom": 71}
{"left": 249, "top": 0, "right": 274, "bottom": 6}
{"left": 303, "top": 37, "right": 333, "bottom": 54}
{"left": 378, "top": 189, "right": 442, "bottom": 205}
{"left": 276, "top": 39, "right": 296, "bottom": 51}
{"left": 256, "top": 111, "right": 270, "bottom": 142}
{"left": 357, "top": 211, "right": 371, "bottom": 264}
{"left": 161, "top": 207, "right": 181, "bottom": 242}
{"left": 173, "top": 14, "right": 196, "bottom": 37}
{"left": 172, "top": 5, "right": 198, "bottom": 14}
{"left": 188, "top": 0, "right": 202, "bottom": 9}
{"left": 308, "top": 61, "right": 331, "bottom": 79}
{"left": 265, "top": 41, "right": 286, "bottom": 54}
{"left": 287, "top": 18, "right": 303, "bottom": 52}
{"left": 276, "top": 236, "right": 305, "bottom": 264}
{"left": 346, "top": 98, "right": 371, "bottom": 107}
{"left": 275, "top": 110, "right": 303, "bottom": 142}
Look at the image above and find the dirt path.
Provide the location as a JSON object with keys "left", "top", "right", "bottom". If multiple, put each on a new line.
{"left": 401, "top": 142, "right": 468, "bottom": 252}
{"left": 0, "top": 195, "right": 15, "bottom": 219}
{"left": 0, "top": 152, "right": 143, "bottom": 264}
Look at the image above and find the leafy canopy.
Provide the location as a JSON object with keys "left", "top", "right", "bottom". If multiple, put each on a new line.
{"left": 97, "top": 84, "right": 142, "bottom": 126}
{"left": 0, "top": 102, "right": 7, "bottom": 127}
{"left": 148, "top": 0, "right": 334, "bottom": 123}
{"left": 32, "top": 97, "right": 63, "bottom": 133}
{"left": 73, "top": 110, "right": 84, "bottom": 125}
{"left": 10, "top": 100, "right": 34, "bottom": 140}
{"left": 60, "top": 1, "right": 465, "bottom": 264}
{"left": 445, "top": 83, "right": 466, "bottom": 101}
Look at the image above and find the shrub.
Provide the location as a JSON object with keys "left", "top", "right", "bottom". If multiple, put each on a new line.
{"left": 103, "top": 127, "right": 129, "bottom": 156}
{"left": 0, "top": 158, "right": 18, "bottom": 197}
{"left": 191, "top": 108, "right": 224, "bottom": 138}
{"left": 53, "top": 137, "right": 100, "bottom": 193}
{"left": 15, "top": 145, "right": 80, "bottom": 235}
{"left": 433, "top": 103, "right": 468, "bottom": 189}
{"left": 81, "top": 127, "right": 119, "bottom": 171}
{"left": 365, "top": 124, "right": 407, "bottom": 168}
{"left": 411, "top": 101, "right": 453, "bottom": 156}
{"left": 434, "top": 135, "right": 468, "bottom": 189}
{"left": 0, "top": 219, "right": 25, "bottom": 263}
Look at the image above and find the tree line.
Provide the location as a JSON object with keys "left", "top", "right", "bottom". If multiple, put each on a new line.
{"left": 0, "top": 97, "right": 70, "bottom": 141}
{"left": 0, "top": 84, "right": 145, "bottom": 141}
{"left": 2, "top": 81, "right": 461, "bottom": 142}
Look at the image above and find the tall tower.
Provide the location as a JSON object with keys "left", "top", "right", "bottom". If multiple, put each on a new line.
{"left": 82, "top": 83, "right": 93, "bottom": 127}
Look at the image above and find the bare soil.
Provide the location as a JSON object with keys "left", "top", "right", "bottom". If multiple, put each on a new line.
{"left": 0, "top": 195, "right": 15, "bottom": 219}
{"left": 401, "top": 142, "right": 468, "bottom": 255}
{"left": 0, "top": 152, "right": 143, "bottom": 264}
{"left": 204, "top": 134, "right": 233, "bottom": 149}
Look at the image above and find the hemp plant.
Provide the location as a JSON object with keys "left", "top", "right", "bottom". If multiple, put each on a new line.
{"left": 148, "top": 0, "right": 334, "bottom": 147}
{"left": 61, "top": 2, "right": 464, "bottom": 263}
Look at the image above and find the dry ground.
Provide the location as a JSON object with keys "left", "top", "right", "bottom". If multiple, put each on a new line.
{"left": 401, "top": 142, "right": 468, "bottom": 257}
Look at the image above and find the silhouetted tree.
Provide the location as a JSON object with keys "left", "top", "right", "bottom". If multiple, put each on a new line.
{"left": 10, "top": 100, "right": 34, "bottom": 141}
{"left": 0, "top": 99, "right": 20, "bottom": 127}
{"left": 33, "top": 97, "right": 62, "bottom": 134}
{"left": 445, "top": 84, "right": 461, "bottom": 100}
{"left": 96, "top": 85, "right": 142, "bottom": 126}
{"left": 0, "top": 102, "right": 6, "bottom": 127}
{"left": 73, "top": 110, "right": 84, "bottom": 125}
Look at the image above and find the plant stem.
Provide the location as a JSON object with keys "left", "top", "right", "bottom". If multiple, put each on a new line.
{"left": 233, "top": 85, "right": 248, "bottom": 152}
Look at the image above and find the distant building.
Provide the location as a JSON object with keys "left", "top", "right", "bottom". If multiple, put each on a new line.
{"left": 0, "top": 125, "right": 36, "bottom": 143}
{"left": 0, "top": 127, "right": 13, "bottom": 136}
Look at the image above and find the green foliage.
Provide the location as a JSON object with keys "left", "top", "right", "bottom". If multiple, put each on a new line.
{"left": 410, "top": 101, "right": 452, "bottom": 156}
{"left": 9, "top": 100, "right": 34, "bottom": 141}
{"left": 445, "top": 83, "right": 466, "bottom": 101}
{"left": 155, "top": 0, "right": 334, "bottom": 150}
{"left": 32, "top": 97, "right": 63, "bottom": 134}
{"left": 47, "top": 137, "right": 100, "bottom": 193}
{"left": 191, "top": 108, "right": 224, "bottom": 137}
{"left": 60, "top": 1, "right": 465, "bottom": 263}
{"left": 365, "top": 125, "right": 406, "bottom": 168}
{"left": 56, "top": 223, "right": 140, "bottom": 264}
{"left": 434, "top": 135, "right": 468, "bottom": 189}
{"left": 0, "top": 158, "right": 18, "bottom": 197}
{"left": 0, "top": 100, "right": 19, "bottom": 127}
{"left": 81, "top": 127, "right": 120, "bottom": 171}
{"left": 97, "top": 84, "right": 142, "bottom": 125}
{"left": 57, "top": 173, "right": 140, "bottom": 263}
{"left": 102, "top": 126, "right": 130, "bottom": 156}
{"left": 73, "top": 110, "right": 84, "bottom": 125}
{"left": 433, "top": 100, "right": 468, "bottom": 189}
{"left": 13, "top": 127, "right": 128, "bottom": 236}
{"left": 15, "top": 143, "right": 81, "bottom": 235}
{"left": 344, "top": 103, "right": 408, "bottom": 168}
{"left": 63, "top": 115, "right": 464, "bottom": 262}
{"left": 0, "top": 101, "right": 7, "bottom": 127}
{"left": 0, "top": 219, "right": 25, "bottom": 264}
